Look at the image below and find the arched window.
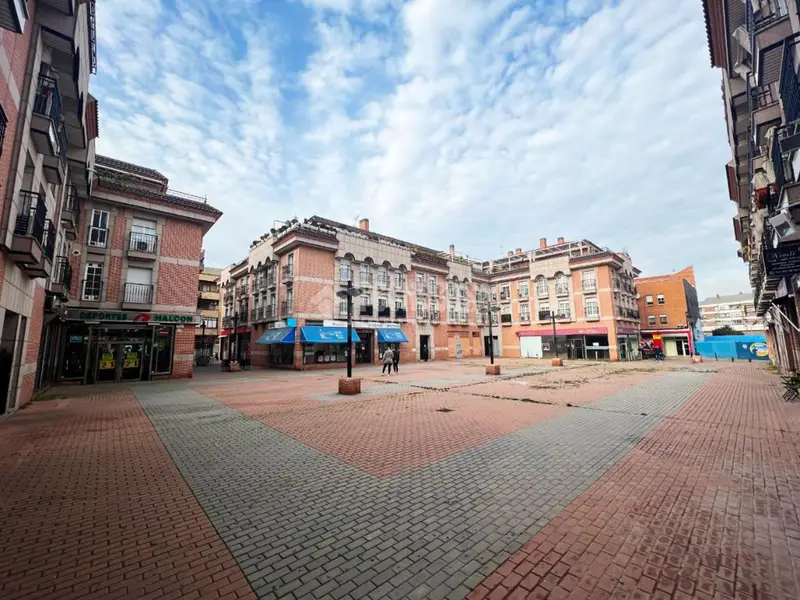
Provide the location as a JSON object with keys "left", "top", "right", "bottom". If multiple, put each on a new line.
{"left": 555, "top": 273, "right": 569, "bottom": 295}
{"left": 535, "top": 276, "right": 548, "bottom": 298}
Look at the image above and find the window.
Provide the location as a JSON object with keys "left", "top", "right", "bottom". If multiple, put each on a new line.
{"left": 518, "top": 282, "right": 529, "bottom": 299}
{"left": 584, "top": 299, "right": 599, "bottom": 319}
{"left": 558, "top": 300, "right": 570, "bottom": 318}
{"left": 339, "top": 260, "right": 352, "bottom": 282}
{"left": 500, "top": 284, "right": 510, "bottom": 300}
{"left": 659, "top": 314, "right": 668, "bottom": 324}
{"left": 539, "top": 304, "right": 550, "bottom": 320}
{"left": 657, "top": 294, "right": 665, "bottom": 305}
{"left": 130, "top": 217, "right": 157, "bottom": 252}
{"left": 416, "top": 302, "right": 424, "bottom": 315}
{"left": 448, "top": 308, "right": 456, "bottom": 321}
{"left": 88, "top": 209, "right": 109, "bottom": 247}
{"left": 378, "top": 296, "right": 388, "bottom": 310}
{"left": 360, "top": 263, "right": 370, "bottom": 284}
{"left": 520, "top": 304, "right": 530, "bottom": 321}
{"left": 448, "top": 282, "right": 455, "bottom": 297}
{"left": 416, "top": 273, "right": 424, "bottom": 290}
{"left": 285, "top": 288, "right": 293, "bottom": 311}
{"left": 125, "top": 266, "right": 153, "bottom": 303}
{"left": 339, "top": 297, "right": 348, "bottom": 316}
{"left": 378, "top": 268, "right": 389, "bottom": 287}
{"left": 428, "top": 276, "right": 437, "bottom": 294}
{"left": 555, "top": 273, "right": 569, "bottom": 295}
{"left": 536, "top": 277, "right": 548, "bottom": 297}
{"left": 645, "top": 295, "right": 653, "bottom": 306}
{"left": 152, "top": 327, "right": 174, "bottom": 374}
{"left": 0, "top": 104, "right": 7, "bottom": 157}
{"left": 395, "top": 298, "right": 404, "bottom": 311}
{"left": 395, "top": 271, "right": 405, "bottom": 289}
{"left": 648, "top": 315, "right": 656, "bottom": 325}
{"left": 202, "top": 317, "right": 218, "bottom": 329}
{"left": 430, "top": 301, "right": 438, "bottom": 317}
{"left": 82, "top": 262, "right": 103, "bottom": 300}
{"left": 581, "top": 270, "right": 597, "bottom": 292}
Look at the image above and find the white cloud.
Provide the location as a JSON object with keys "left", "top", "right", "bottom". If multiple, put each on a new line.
{"left": 93, "top": 0, "right": 745, "bottom": 298}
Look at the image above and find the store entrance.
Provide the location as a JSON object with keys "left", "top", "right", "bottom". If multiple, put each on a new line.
{"left": 356, "top": 331, "right": 373, "bottom": 364}
{"left": 95, "top": 341, "right": 146, "bottom": 383}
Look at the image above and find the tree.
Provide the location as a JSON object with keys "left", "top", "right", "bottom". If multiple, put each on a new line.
{"left": 712, "top": 325, "right": 742, "bottom": 336}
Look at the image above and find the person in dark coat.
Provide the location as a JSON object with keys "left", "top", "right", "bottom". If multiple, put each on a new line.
{"left": 392, "top": 345, "right": 400, "bottom": 373}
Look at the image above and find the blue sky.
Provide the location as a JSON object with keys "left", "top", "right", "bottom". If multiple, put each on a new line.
{"left": 93, "top": 0, "right": 742, "bottom": 299}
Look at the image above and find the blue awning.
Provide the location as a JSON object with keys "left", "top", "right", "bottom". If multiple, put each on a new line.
{"left": 254, "top": 327, "right": 295, "bottom": 345}
{"left": 300, "top": 326, "right": 361, "bottom": 344}
{"left": 377, "top": 328, "right": 409, "bottom": 343}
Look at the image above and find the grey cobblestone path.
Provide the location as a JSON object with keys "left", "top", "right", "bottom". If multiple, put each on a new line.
{"left": 134, "top": 371, "right": 710, "bottom": 600}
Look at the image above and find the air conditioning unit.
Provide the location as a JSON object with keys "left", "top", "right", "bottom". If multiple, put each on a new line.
{"left": 733, "top": 25, "right": 751, "bottom": 55}
{"left": 768, "top": 209, "right": 800, "bottom": 242}
{"left": 733, "top": 43, "right": 753, "bottom": 77}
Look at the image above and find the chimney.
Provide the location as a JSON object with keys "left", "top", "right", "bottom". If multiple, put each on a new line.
{"left": 557, "top": 236, "right": 565, "bottom": 244}
{"left": 359, "top": 218, "right": 370, "bottom": 231}
{"left": 515, "top": 248, "right": 522, "bottom": 255}
{"left": 539, "top": 237, "right": 547, "bottom": 249}
{"left": 449, "top": 244, "right": 455, "bottom": 257}
{"left": 507, "top": 250, "right": 514, "bottom": 257}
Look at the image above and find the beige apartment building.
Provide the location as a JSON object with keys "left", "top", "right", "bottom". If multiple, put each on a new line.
{"left": 216, "top": 217, "right": 642, "bottom": 370}
{"left": 703, "top": 0, "right": 800, "bottom": 370}
{"left": 700, "top": 292, "right": 764, "bottom": 334}
{"left": 196, "top": 266, "right": 220, "bottom": 359}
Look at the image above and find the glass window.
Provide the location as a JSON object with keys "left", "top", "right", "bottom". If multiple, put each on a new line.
{"left": 659, "top": 314, "right": 668, "bottom": 324}
{"left": 152, "top": 327, "right": 174, "bottom": 374}
{"left": 83, "top": 262, "right": 103, "bottom": 300}
{"left": 501, "top": 285, "right": 510, "bottom": 300}
{"left": 536, "top": 277, "right": 548, "bottom": 296}
{"left": 395, "top": 298, "right": 404, "bottom": 311}
{"left": 395, "top": 271, "right": 405, "bottom": 288}
{"left": 339, "top": 297, "right": 348, "bottom": 316}
{"left": 339, "top": 260, "right": 351, "bottom": 282}
{"left": 303, "top": 343, "right": 348, "bottom": 365}
{"left": 520, "top": 304, "right": 530, "bottom": 320}
{"left": 130, "top": 217, "right": 157, "bottom": 252}
{"left": 584, "top": 299, "right": 599, "bottom": 318}
{"left": 88, "top": 209, "right": 109, "bottom": 247}
{"left": 555, "top": 273, "right": 569, "bottom": 294}
{"left": 558, "top": 300, "right": 570, "bottom": 317}
{"left": 378, "top": 297, "right": 388, "bottom": 309}
{"left": 61, "top": 324, "right": 89, "bottom": 379}
{"left": 645, "top": 295, "right": 653, "bottom": 306}
{"left": 657, "top": 294, "right": 665, "bottom": 305}
{"left": 519, "top": 283, "right": 529, "bottom": 298}
{"left": 202, "top": 317, "right": 218, "bottom": 329}
{"left": 448, "top": 282, "right": 455, "bottom": 297}
{"left": 428, "top": 276, "right": 437, "bottom": 294}
{"left": 648, "top": 315, "right": 656, "bottom": 325}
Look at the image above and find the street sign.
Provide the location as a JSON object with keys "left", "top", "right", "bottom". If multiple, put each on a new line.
{"left": 764, "top": 243, "right": 800, "bottom": 278}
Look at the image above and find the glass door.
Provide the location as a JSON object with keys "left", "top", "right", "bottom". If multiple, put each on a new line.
{"left": 95, "top": 341, "right": 117, "bottom": 383}
{"left": 120, "top": 343, "right": 144, "bottom": 381}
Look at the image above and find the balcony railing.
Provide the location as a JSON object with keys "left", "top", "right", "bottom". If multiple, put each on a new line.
{"left": 585, "top": 310, "right": 600, "bottom": 321}
{"left": 251, "top": 307, "right": 263, "bottom": 322}
{"left": 537, "top": 287, "right": 549, "bottom": 298}
{"left": 448, "top": 287, "right": 456, "bottom": 298}
{"left": 238, "top": 310, "right": 250, "bottom": 324}
{"left": 87, "top": 226, "right": 108, "bottom": 248}
{"left": 42, "top": 219, "right": 56, "bottom": 261}
{"left": 555, "top": 284, "right": 569, "bottom": 296}
{"left": 581, "top": 280, "right": 597, "bottom": 293}
{"left": 255, "top": 278, "right": 267, "bottom": 291}
{"left": 501, "top": 313, "right": 512, "bottom": 324}
{"left": 81, "top": 278, "right": 103, "bottom": 301}
{"left": 558, "top": 309, "right": 572, "bottom": 320}
{"left": 359, "top": 272, "right": 373, "bottom": 286}
{"left": 64, "top": 185, "right": 80, "bottom": 224}
{"left": 33, "top": 74, "right": 62, "bottom": 124}
{"left": 430, "top": 309, "right": 441, "bottom": 321}
{"left": 339, "top": 269, "right": 352, "bottom": 283}
{"left": 416, "top": 284, "right": 427, "bottom": 295}
{"left": 14, "top": 192, "right": 46, "bottom": 242}
{"left": 395, "top": 308, "right": 407, "bottom": 319}
{"left": 377, "top": 275, "right": 390, "bottom": 289}
{"left": 124, "top": 283, "right": 153, "bottom": 304}
{"left": 781, "top": 37, "right": 800, "bottom": 124}
{"left": 752, "top": 0, "right": 790, "bottom": 32}
{"left": 520, "top": 313, "right": 531, "bottom": 323}
{"left": 281, "top": 300, "right": 293, "bottom": 315}
{"left": 267, "top": 272, "right": 276, "bottom": 287}
{"left": 129, "top": 231, "right": 157, "bottom": 254}
{"left": 429, "top": 285, "right": 440, "bottom": 296}
{"left": 417, "top": 309, "right": 429, "bottom": 320}
{"left": 538, "top": 310, "right": 552, "bottom": 321}
{"left": 222, "top": 316, "right": 235, "bottom": 329}
{"left": 378, "top": 306, "right": 391, "bottom": 318}
{"left": 264, "top": 304, "right": 276, "bottom": 320}
{"left": 458, "top": 312, "right": 469, "bottom": 324}
{"left": 500, "top": 290, "right": 510, "bottom": 301}
{"left": 52, "top": 256, "right": 72, "bottom": 288}
{"left": 360, "top": 305, "right": 374, "bottom": 317}
{"left": 395, "top": 277, "right": 406, "bottom": 290}
{"left": 518, "top": 290, "right": 529, "bottom": 300}
{"left": 281, "top": 265, "right": 294, "bottom": 282}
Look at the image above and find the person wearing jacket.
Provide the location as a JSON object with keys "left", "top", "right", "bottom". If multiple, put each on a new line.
{"left": 382, "top": 347, "right": 394, "bottom": 375}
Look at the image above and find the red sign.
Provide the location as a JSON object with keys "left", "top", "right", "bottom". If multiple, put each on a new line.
{"left": 133, "top": 313, "right": 151, "bottom": 322}
{"left": 517, "top": 327, "right": 607, "bottom": 337}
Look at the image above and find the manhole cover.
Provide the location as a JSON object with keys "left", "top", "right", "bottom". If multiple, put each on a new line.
{"left": 436, "top": 408, "right": 454, "bottom": 413}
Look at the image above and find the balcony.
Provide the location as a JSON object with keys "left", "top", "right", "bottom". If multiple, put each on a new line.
{"left": 23, "top": 218, "right": 57, "bottom": 279}
{"left": 359, "top": 272, "right": 373, "bottom": 287}
{"left": 10, "top": 191, "right": 46, "bottom": 266}
{"left": 395, "top": 277, "right": 406, "bottom": 290}
{"left": 122, "top": 283, "right": 153, "bottom": 308}
{"left": 254, "top": 277, "right": 267, "bottom": 292}
{"left": 520, "top": 313, "right": 531, "bottom": 324}
{"left": 395, "top": 308, "right": 407, "bottom": 319}
{"left": 87, "top": 225, "right": 108, "bottom": 250}
{"left": 555, "top": 285, "right": 569, "bottom": 296}
{"left": 377, "top": 275, "right": 390, "bottom": 289}
{"left": 538, "top": 310, "right": 552, "bottom": 322}
{"left": 378, "top": 306, "right": 391, "bottom": 318}
{"left": 500, "top": 313, "right": 512, "bottom": 325}
{"left": 238, "top": 310, "right": 250, "bottom": 325}
{"left": 31, "top": 75, "right": 67, "bottom": 182}
{"left": 339, "top": 269, "right": 353, "bottom": 284}
{"left": 581, "top": 280, "right": 597, "bottom": 293}
{"left": 251, "top": 307, "right": 263, "bottom": 323}
{"left": 281, "top": 265, "right": 294, "bottom": 284}
{"left": 223, "top": 291, "right": 233, "bottom": 304}
{"left": 558, "top": 309, "right": 572, "bottom": 321}
{"left": 222, "top": 316, "right": 235, "bottom": 330}
{"left": 49, "top": 256, "right": 72, "bottom": 300}
{"left": 536, "top": 287, "right": 549, "bottom": 299}
{"left": 416, "top": 284, "right": 427, "bottom": 295}
{"left": 281, "top": 300, "right": 293, "bottom": 316}
{"left": 429, "top": 285, "right": 440, "bottom": 296}
{"left": 263, "top": 304, "right": 276, "bottom": 321}
{"left": 267, "top": 272, "right": 277, "bottom": 288}
{"left": 476, "top": 314, "right": 486, "bottom": 326}
{"left": 417, "top": 309, "right": 429, "bottom": 321}
{"left": 128, "top": 231, "right": 158, "bottom": 258}
{"left": 458, "top": 312, "right": 469, "bottom": 324}
{"left": 360, "top": 305, "right": 374, "bottom": 317}
{"left": 430, "top": 309, "right": 441, "bottom": 322}
{"left": 518, "top": 291, "right": 529, "bottom": 300}
{"left": 61, "top": 185, "right": 80, "bottom": 237}
{"left": 81, "top": 278, "right": 103, "bottom": 302}
{"left": 585, "top": 310, "right": 600, "bottom": 322}
{"left": 500, "top": 290, "right": 510, "bottom": 302}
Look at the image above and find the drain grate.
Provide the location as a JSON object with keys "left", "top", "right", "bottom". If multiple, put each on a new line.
{"left": 436, "top": 408, "right": 454, "bottom": 413}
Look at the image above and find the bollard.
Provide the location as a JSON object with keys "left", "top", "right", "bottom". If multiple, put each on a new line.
{"left": 715, "top": 353, "right": 718, "bottom": 361}
{"left": 731, "top": 357, "right": 734, "bottom": 363}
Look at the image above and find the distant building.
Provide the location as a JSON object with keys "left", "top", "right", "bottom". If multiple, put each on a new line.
{"left": 700, "top": 293, "right": 763, "bottom": 334}
{"left": 197, "top": 267, "right": 222, "bottom": 357}
{"left": 635, "top": 266, "right": 700, "bottom": 356}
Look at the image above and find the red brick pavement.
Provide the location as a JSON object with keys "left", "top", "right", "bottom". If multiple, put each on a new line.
{"left": 469, "top": 365, "right": 800, "bottom": 600}
{"left": 0, "top": 393, "right": 255, "bottom": 600}
{"left": 201, "top": 384, "right": 569, "bottom": 477}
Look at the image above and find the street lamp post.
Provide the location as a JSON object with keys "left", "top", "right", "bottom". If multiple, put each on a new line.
{"left": 233, "top": 312, "right": 239, "bottom": 362}
{"left": 485, "top": 303, "right": 501, "bottom": 374}
{"left": 201, "top": 321, "right": 206, "bottom": 356}
{"left": 550, "top": 310, "right": 559, "bottom": 359}
{"left": 336, "top": 280, "right": 363, "bottom": 388}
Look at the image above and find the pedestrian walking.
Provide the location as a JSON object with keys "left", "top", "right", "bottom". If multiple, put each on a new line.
{"left": 382, "top": 347, "right": 394, "bottom": 375}
{"left": 392, "top": 346, "right": 400, "bottom": 373}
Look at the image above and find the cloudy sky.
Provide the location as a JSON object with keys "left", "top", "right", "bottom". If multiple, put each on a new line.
{"left": 93, "top": 0, "right": 744, "bottom": 299}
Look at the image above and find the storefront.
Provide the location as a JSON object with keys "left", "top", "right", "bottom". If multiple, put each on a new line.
{"left": 299, "top": 326, "right": 360, "bottom": 366}
{"left": 219, "top": 325, "right": 251, "bottom": 361}
{"left": 518, "top": 327, "right": 610, "bottom": 360}
{"left": 254, "top": 326, "right": 296, "bottom": 366}
{"left": 60, "top": 310, "right": 196, "bottom": 384}
{"left": 377, "top": 328, "right": 409, "bottom": 360}
{"left": 323, "top": 320, "right": 411, "bottom": 365}
{"left": 641, "top": 329, "right": 693, "bottom": 357}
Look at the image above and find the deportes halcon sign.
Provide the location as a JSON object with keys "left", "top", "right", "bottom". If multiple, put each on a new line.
{"left": 66, "top": 310, "right": 197, "bottom": 324}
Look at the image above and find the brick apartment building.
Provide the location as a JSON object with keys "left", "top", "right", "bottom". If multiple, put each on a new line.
{"left": 636, "top": 266, "right": 701, "bottom": 356}
{"left": 0, "top": 0, "right": 98, "bottom": 413}
{"left": 217, "top": 217, "right": 642, "bottom": 370}
{"left": 700, "top": 292, "right": 764, "bottom": 334}
{"left": 196, "top": 266, "right": 221, "bottom": 359}
{"left": 55, "top": 156, "right": 221, "bottom": 384}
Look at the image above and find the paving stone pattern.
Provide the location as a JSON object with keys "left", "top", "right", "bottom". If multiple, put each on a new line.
{"left": 135, "top": 371, "right": 709, "bottom": 600}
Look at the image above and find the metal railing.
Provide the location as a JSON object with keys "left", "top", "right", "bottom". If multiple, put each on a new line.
{"left": 264, "top": 304, "right": 276, "bottom": 320}
{"left": 781, "top": 38, "right": 800, "bottom": 124}
{"left": 377, "top": 275, "right": 390, "bottom": 288}
{"left": 81, "top": 278, "right": 103, "bottom": 301}
{"left": 378, "top": 306, "right": 391, "bottom": 318}
{"left": 64, "top": 185, "right": 80, "bottom": 224}
{"left": 430, "top": 309, "right": 441, "bottom": 321}
{"left": 417, "top": 309, "right": 429, "bottom": 320}
{"left": 87, "top": 226, "right": 108, "bottom": 248}
{"left": 416, "top": 284, "right": 427, "bottom": 294}
{"left": 752, "top": 0, "right": 789, "bottom": 31}
{"left": 129, "top": 231, "right": 157, "bottom": 254}
{"left": 360, "top": 305, "right": 374, "bottom": 316}
{"left": 558, "top": 309, "right": 572, "bottom": 320}
{"left": 585, "top": 308, "right": 600, "bottom": 321}
{"left": 395, "top": 308, "right": 407, "bottom": 319}
{"left": 581, "top": 280, "right": 597, "bottom": 293}
{"left": 520, "top": 312, "right": 531, "bottom": 323}
{"left": 555, "top": 283, "right": 569, "bottom": 296}
{"left": 458, "top": 312, "right": 469, "bottom": 324}
{"left": 42, "top": 219, "right": 55, "bottom": 261}
{"left": 281, "top": 300, "right": 293, "bottom": 315}
{"left": 359, "top": 272, "right": 373, "bottom": 286}
{"left": 282, "top": 265, "right": 294, "bottom": 281}
{"left": 14, "top": 191, "right": 46, "bottom": 242}
{"left": 339, "top": 269, "right": 352, "bottom": 282}
{"left": 395, "top": 277, "right": 406, "bottom": 290}
{"left": 52, "top": 256, "right": 72, "bottom": 288}
{"left": 537, "top": 286, "right": 549, "bottom": 298}
{"left": 33, "top": 74, "right": 62, "bottom": 123}
{"left": 123, "top": 283, "right": 153, "bottom": 304}
{"left": 238, "top": 310, "right": 249, "bottom": 324}
{"left": 538, "top": 310, "right": 552, "bottom": 321}
{"left": 222, "top": 316, "right": 235, "bottom": 329}
{"left": 251, "top": 307, "right": 263, "bottom": 322}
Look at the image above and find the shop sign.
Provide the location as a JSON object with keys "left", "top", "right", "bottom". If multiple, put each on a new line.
{"left": 324, "top": 320, "right": 404, "bottom": 330}
{"left": 764, "top": 243, "right": 800, "bottom": 278}
{"left": 67, "top": 310, "right": 197, "bottom": 324}
{"left": 99, "top": 353, "right": 115, "bottom": 370}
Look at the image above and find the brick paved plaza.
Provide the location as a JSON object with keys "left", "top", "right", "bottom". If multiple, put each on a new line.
{"left": 1, "top": 359, "right": 798, "bottom": 600}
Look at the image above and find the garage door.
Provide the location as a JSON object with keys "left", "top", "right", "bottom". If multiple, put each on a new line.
{"left": 520, "top": 336, "right": 542, "bottom": 358}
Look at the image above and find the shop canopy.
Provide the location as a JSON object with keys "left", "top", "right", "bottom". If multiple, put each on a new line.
{"left": 300, "top": 326, "right": 361, "bottom": 344}
{"left": 254, "top": 327, "right": 296, "bottom": 345}
{"left": 376, "top": 328, "right": 409, "bottom": 343}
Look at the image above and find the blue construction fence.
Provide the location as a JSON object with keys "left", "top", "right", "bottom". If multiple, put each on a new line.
{"left": 695, "top": 335, "right": 769, "bottom": 361}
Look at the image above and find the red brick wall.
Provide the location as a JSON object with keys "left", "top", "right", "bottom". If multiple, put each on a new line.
{"left": 156, "top": 263, "right": 198, "bottom": 308}
{"left": 106, "top": 256, "right": 122, "bottom": 302}
{"left": 18, "top": 372, "right": 34, "bottom": 408}
{"left": 24, "top": 285, "right": 45, "bottom": 364}
{"left": 171, "top": 325, "right": 195, "bottom": 379}
{"left": 636, "top": 274, "right": 692, "bottom": 331}
{"left": 297, "top": 246, "right": 334, "bottom": 279}
{"left": 161, "top": 220, "right": 202, "bottom": 260}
